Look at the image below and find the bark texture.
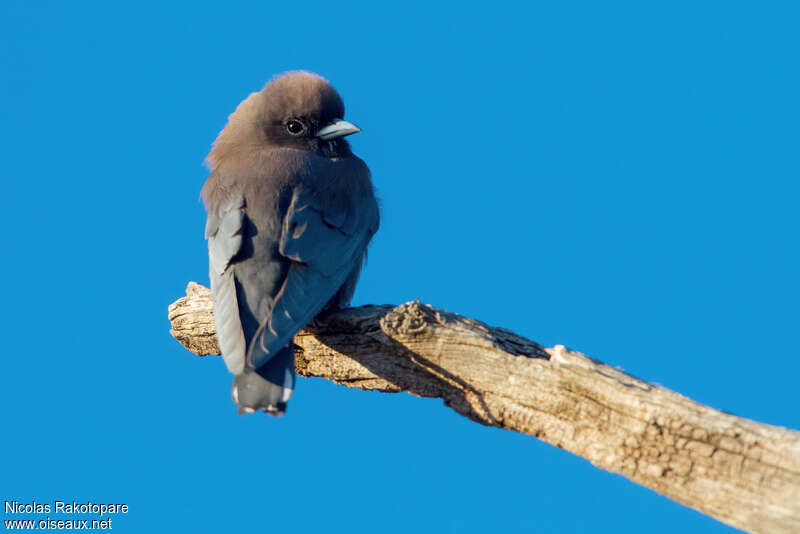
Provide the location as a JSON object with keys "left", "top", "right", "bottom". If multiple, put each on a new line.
{"left": 169, "top": 282, "right": 800, "bottom": 533}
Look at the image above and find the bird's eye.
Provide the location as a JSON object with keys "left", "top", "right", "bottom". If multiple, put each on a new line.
{"left": 286, "top": 120, "right": 306, "bottom": 135}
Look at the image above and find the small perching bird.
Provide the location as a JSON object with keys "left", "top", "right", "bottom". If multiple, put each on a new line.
{"left": 201, "top": 71, "right": 379, "bottom": 416}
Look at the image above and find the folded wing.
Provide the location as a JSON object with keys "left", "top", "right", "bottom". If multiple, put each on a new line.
{"left": 206, "top": 194, "right": 247, "bottom": 374}
{"left": 247, "top": 187, "right": 379, "bottom": 369}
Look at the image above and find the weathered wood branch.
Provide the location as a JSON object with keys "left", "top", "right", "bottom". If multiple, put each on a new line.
{"left": 168, "top": 282, "right": 800, "bottom": 533}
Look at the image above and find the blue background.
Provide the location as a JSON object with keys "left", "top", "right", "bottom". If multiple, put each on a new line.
{"left": 2, "top": 2, "right": 798, "bottom": 532}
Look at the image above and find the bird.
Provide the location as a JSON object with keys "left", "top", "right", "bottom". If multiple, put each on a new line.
{"left": 201, "top": 71, "right": 379, "bottom": 416}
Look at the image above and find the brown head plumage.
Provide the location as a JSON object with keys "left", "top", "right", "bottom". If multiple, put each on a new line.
{"left": 206, "top": 71, "right": 352, "bottom": 170}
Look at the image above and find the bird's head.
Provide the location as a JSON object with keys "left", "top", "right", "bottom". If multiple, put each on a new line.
{"left": 206, "top": 71, "right": 360, "bottom": 168}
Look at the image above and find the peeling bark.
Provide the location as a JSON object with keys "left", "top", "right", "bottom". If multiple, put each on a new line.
{"left": 168, "top": 282, "right": 800, "bottom": 533}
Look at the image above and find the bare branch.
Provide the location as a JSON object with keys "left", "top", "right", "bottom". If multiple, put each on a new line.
{"left": 169, "top": 282, "right": 800, "bottom": 533}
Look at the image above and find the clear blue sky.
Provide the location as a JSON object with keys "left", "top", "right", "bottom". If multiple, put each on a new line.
{"left": 2, "top": 2, "right": 798, "bottom": 532}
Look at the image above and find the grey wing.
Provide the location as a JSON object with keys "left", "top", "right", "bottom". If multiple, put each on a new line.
{"left": 246, "top": 187, "right": 379, "bottom": 369}
{"left": 206, "top": 194, "right": 247, "bottom": 374}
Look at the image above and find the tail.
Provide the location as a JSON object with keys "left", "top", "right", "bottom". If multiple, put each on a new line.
{"left": 231, "top": 345, "right": 295, "bottom": 416}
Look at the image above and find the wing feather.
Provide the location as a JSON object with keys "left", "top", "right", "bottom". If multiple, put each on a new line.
{"left": 206, "top": 194, "right": 247, "bottom": 374}
{"left": 247, "top": 187, "right": 378, "bottom": 368}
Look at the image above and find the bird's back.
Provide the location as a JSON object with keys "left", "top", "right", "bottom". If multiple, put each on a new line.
{"left": 204, "top": 146, "right": 377, "bottom": 362}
